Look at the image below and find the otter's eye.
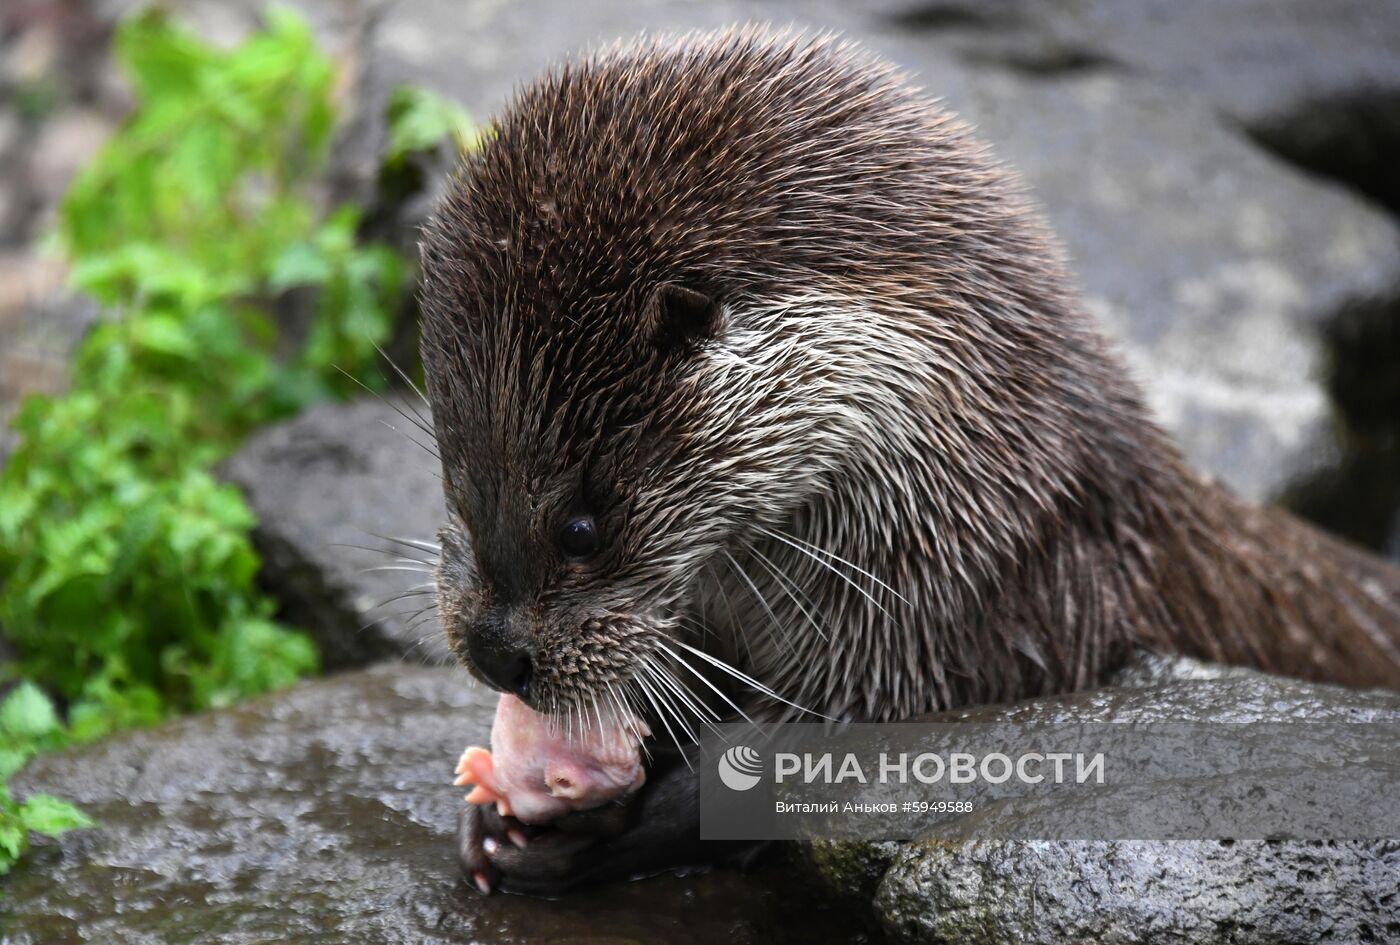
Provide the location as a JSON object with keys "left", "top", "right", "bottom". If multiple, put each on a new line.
{"left": 559, "top": 516, "right": 599, "bottom": 560}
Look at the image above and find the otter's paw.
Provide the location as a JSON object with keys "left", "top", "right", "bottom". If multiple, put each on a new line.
{"left": 458, "top": 799, "right": 629, "bottom": 895}
{"left": 457, "top": 744, "right": 743, "bottom": 896}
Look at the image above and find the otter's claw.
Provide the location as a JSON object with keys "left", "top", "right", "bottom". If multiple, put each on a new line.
{"left": 459, "top": 802, "right": 609, "bottom": 896}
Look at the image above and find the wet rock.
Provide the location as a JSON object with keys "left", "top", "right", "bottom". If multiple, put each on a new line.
{"left": 4, "top": 663, "right": 873, "bottom": 945}
{"left": 878, "top": 839, "right": 1400, "bottom": 945}
{"left": 802, "top": 655, "right": 1400, "bottom": 944}
{"left": 992, "top": 651, "right": 1400, "bottom": 723}
{"left": 221, "top": 396, "right": 450, "bottom": 667}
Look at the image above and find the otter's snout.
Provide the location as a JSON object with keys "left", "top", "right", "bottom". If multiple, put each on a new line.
{"left": 466, "top": 612, "right": 535, "bottom": 699}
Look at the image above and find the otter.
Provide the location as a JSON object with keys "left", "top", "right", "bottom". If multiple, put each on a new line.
{"left": 417, "top": 27, "right": 1400, "bottom": 893}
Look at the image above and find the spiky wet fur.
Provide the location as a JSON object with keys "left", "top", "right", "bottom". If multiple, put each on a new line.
{"left": 419, "top": 27, "right": 1400, "bottom": 728}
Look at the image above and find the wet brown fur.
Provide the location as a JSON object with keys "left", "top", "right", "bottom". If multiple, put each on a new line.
{"left": 419, "top": 27, "right": 1400, "bottom": 726}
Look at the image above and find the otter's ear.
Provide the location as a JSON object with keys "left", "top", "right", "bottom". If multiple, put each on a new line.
{"left": 644, "top": 284, "right": 721, "bottom": 352}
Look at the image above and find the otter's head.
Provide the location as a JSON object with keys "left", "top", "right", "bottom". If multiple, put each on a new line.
{"left": 419, "top": 28, "right": 1102, "bottom": 715}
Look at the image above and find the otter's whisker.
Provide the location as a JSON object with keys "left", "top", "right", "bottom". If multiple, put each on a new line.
{"left": 351, "top": 594, "right": 436, "bottom": 639}
{"left": 366, "top": 584, "right": 437, "bottom": 613}
{"left": 589, "top": 693, "right": 607, "bottom": 741}
{"left": 358, "top": 564, "right": 436, "bottom": 576}
{"left": 647, "top": 658, "right": 725, "bottom": 743}
{"left": 706, "top": 561, "right": 757, "bottom": 668}
{"left": 639, "top": 660, "right": 700, "bottom": 743}
{"left": 742, "top": 538, "right": 829, "bottom": 641}
{"left": 722, "top": 549, "right": 799, "bottom": 654}
{"left": 376, "top": 556, "right": 439, "bottom": 570}
{"left": 377, "top": 418, "right": 442, "bottom": 462}
{"left": 400, "top": 602, "right": 440, "bottom": 627}
{"left": 756, "top": 525, "right": 909, "bottom": 605}
{"left": 755, "top": 526, "right": 902, "bottom": 617}
{"left": 634, "top": 660, "right": 695, "bottom": 748}
{"left": 400, "top": 618, "right": 443, "bottom": 651}
{"left": 401, "top": 623, "right": 448, "bottom": 664}
{"left": 353, "top": 530, "right": 442, "bottom": 561}
{"left": 385, "top": 535, "right": 442, "bottom": 554}
{"left": 605, "top": 679, "right": 652, "bottom": 763}
{"left": 635, "top": 677, "right": 686, "bottom": 753}
{"left": 670, "top": 639, "right": 833, "bottom": 721}
{"left": 371, "top": 340, "right": 432, "bottom": 411}
{"left": 331, "top": 542, "right": 439, "bottom": 569}
{"left": 656, "top": 640, "right": 755, "bottom": 727}
{"left": 652, "top": 661, "right": 720, "bottom": 723}
{"left": 332, "top": 363, "right": 439, "bottom": 449}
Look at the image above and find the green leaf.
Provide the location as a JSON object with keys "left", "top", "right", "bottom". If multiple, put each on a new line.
{"left": 131, "top": 312, "right": 199, "bottom": 359}
{"left": 0, "top": 748, "right": 28, "bottom": 780}
{"left": 18, "top": 794, "right": 95, "bottom": 837}
{"left": 0, "top": 682, "right": 61, "bottom": 741}
{"left": 386, "top": 85, "right": 473, "bottom": 165}
{"left": 0, "top": 819, "right": 26, "bottom": 868}
{"left": 269, "top": 241, "right": 332, "bottom": 289}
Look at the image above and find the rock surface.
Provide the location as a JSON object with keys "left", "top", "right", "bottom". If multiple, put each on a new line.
{"left": 221, "top": 396, "right": 449, "bottom": 667}
{"left": 802, "top": 655, "right": 1400, "bottom": 945}
{"left": 867, "top": 0, "right": 1400, "bottom": 209}
{"left": 2, "top": 663, "right": 872, "bottom": 945}
{"left": 867, "top": 0, "right": 1400, "bottom": 123}
{"left": 878, "top": 839, "right": 1400, "bottom": 945}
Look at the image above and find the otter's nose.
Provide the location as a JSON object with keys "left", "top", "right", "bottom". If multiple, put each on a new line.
{"left": 467, "top": 629, "right": 534, "bottom": 699}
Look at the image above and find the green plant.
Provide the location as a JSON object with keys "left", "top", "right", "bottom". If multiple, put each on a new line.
{"left": 0, "top": 6, "right": 356, "bottom": 733}
{"left": 0, "top": 5, "right": 469, "bottom": 872}
{"left": 0, "top": 684, "right": 92, "bottom": 875}
{"left": 384, "top": 85, "right": 474, "bottom": 169}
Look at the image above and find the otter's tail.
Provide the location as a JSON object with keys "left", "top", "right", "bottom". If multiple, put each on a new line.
{"left": 1142, "top": 474, "right": 1400, "bottom": 690}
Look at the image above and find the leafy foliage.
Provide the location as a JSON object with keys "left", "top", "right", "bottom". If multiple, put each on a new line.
{"left": 0, "top": 7, "right": 469, "bottom": 874}
{"left": 0, "top": 684, "right": 93, "bottom": 875}
{"left": 384, "top": 86, "right": 474, "bottom": 169}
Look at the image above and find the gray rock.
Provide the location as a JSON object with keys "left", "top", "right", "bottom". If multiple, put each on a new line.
{"left": 801, "top": 656, "right": 1400, "bottom": 944}
{"left": 4, "top": 663, "right": 871, "bottom": 945}
{"left": 221, "top": 396, "right": 450, "bottom": 667}
{"left": 878, "top": 838, "right": 1400, "bottom": 945}
{"left": 24, "top": 107, "right": 114, "bottom": 215}
{"left": 971, "top": 652, "right": 1400, "bottom": 724}
{"left": 866, "top": 0, "right": 1400, "bottom": 184}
